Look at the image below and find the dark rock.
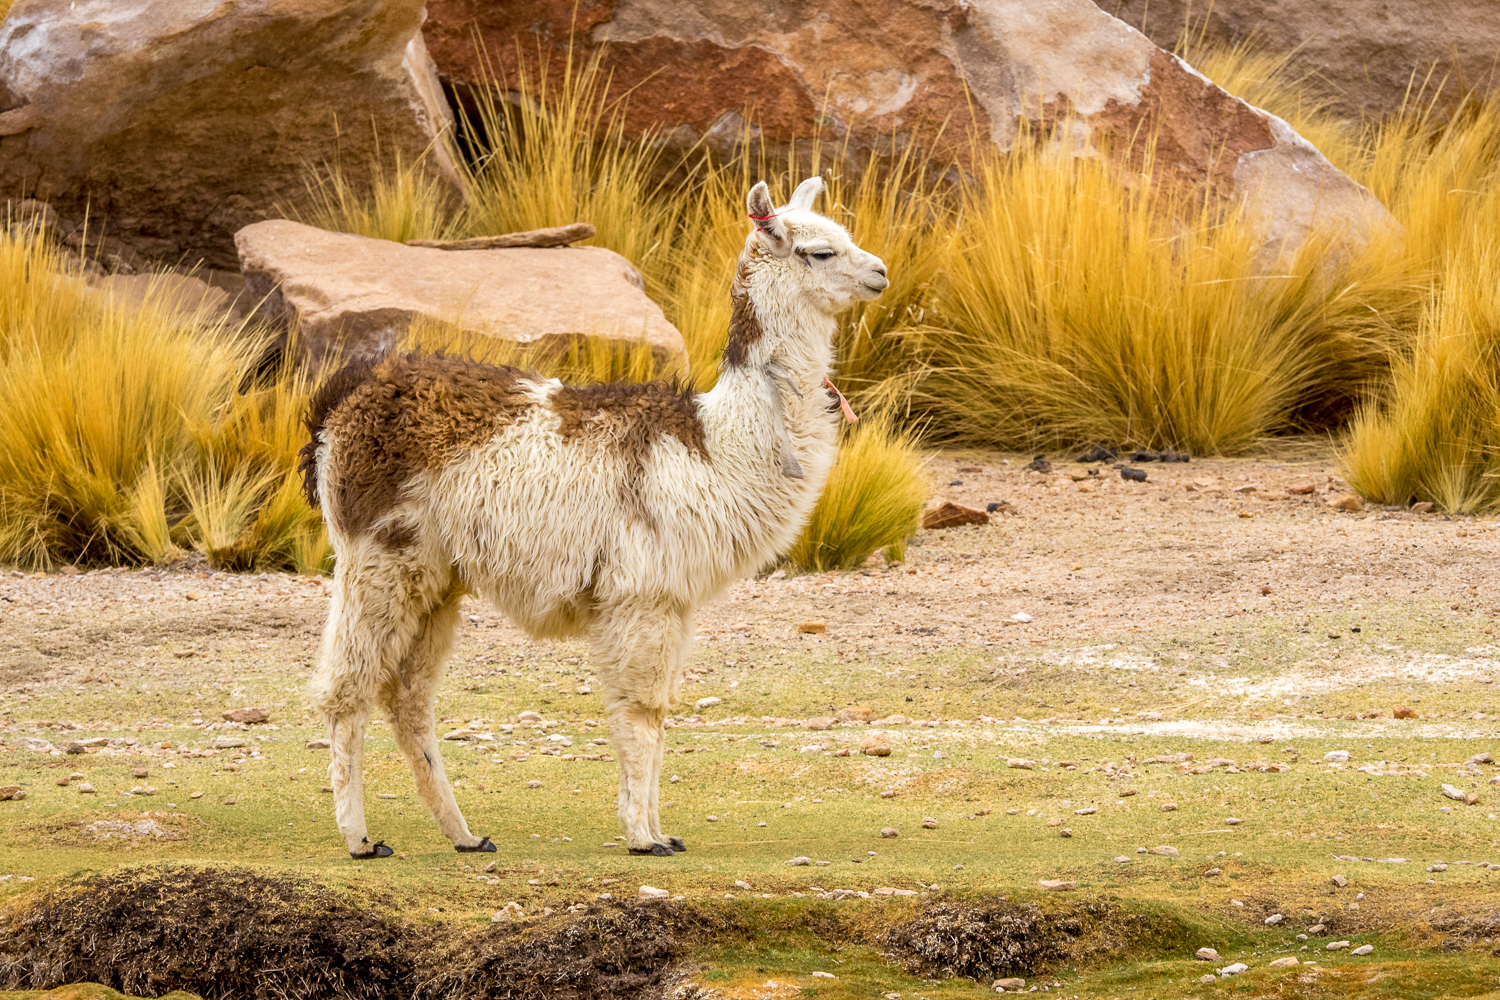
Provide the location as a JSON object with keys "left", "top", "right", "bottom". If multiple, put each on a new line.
{"left": 1024, "top": 456, "right": 1052, "bottom": 473}
{"left": 1077, "top": 446, "right": 1117, "bottom": 463}
{"left": 1120, "top": 467, "right": 1148, "bottom": 483}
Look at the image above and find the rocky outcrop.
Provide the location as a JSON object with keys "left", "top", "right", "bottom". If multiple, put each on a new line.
{"left": 0, "top": 0, "right": 461, "bottom": 270}
{"left": 424, "top": 0, "right": 1395, "bottom": 255}
{"left": 235, "top": 220, "right": 688, "bottom": 371}
{"left": 1108, "top": 0, "right": 1500, "bottom": 120}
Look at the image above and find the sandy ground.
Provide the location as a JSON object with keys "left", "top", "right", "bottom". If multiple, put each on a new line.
{"left": 1, "top": 442, "right": 1497, "bottom": 731}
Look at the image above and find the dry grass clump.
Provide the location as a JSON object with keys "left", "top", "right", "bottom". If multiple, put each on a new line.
{"left": 0, "top": 231, "right": 323, "bottom": 572}
{"left": 916, "top": 140, "right": 1404, "bottom": 453}
{"left": 1343, "top": 210, "right": 1500, "bottom": 513}
{"left": 787, "top": 414, "right": 929, "bottom": 572}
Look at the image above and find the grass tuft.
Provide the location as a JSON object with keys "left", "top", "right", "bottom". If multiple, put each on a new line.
{"left": 787, "top": 414, "right": 929, "bottom": 572}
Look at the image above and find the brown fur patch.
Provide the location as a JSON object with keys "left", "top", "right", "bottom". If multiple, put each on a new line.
{"left": 299, "top": 356, "right": 377, "bottom": 508}
{"left": 549, "top": 379, "right": 708, "bottom": 461}
{"left": 721, "top": 253, "right": 764, "bottom": 369}
{"left": 319, "top": 353, "right": 536, "bottom": 537}
{"left": 549, "top": 379, "right": 708, "bottom": 522}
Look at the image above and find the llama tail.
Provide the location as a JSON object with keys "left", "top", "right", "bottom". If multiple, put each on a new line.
{"left": 298, "top": 356, "right": 378, "bottom": 508}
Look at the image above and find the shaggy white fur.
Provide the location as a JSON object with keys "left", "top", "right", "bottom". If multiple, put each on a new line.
{"left": 307, "top": 177, "right": 887, "bottom": 857}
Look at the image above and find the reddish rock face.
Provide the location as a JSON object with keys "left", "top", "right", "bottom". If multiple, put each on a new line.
{"left": 425, "top": 0, "right": 1396, "bottom": 256}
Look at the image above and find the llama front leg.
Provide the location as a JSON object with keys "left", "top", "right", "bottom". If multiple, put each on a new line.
{"left": 594, "top": 600, "right": 692, "bottom": 855}
{"left": 384, "top": 590, "right": 493, "bottom": 852}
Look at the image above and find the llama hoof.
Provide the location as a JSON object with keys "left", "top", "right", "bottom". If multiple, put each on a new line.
{"left": 350, "top": 839, "right": 394, "bottom": 859}
{"left": 628, "top": 843, "right": 676, "bottom": 857}
{"left": 455, "top": 836, "right": 496, "bottom": 853}
{"left": 667, "top": 836, "right": 687, "bottom": 852}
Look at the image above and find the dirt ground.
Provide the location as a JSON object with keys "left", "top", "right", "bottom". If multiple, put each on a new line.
{"left": 2, "top": 441, "right": 1496, "bottom": 727}
{"left": 3, "top": 442, "right": 1499, "bottom": 1000}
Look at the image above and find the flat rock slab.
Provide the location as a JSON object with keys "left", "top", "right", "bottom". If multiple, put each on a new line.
{"left": 235, "top": 220, "right": 687, "bottom": 371}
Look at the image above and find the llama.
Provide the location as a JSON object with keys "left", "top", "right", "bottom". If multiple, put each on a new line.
{"left": 300, "top": 177, "right": 887, "bottom": 857}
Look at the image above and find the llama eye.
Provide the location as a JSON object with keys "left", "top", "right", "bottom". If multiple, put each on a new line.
{"left": 810, "top": 250, "right": 835, "bottom": 262}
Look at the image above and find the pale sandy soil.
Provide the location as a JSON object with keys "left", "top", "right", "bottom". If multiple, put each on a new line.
{"left": 2, "top": 442, "right": 1497, "bottom": 733}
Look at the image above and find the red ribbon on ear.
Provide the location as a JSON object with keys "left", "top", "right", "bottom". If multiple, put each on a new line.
{"left": 824, "top": 377, "right": 857, "bottom": 423}
{"left": 748, "top": 212, "right": 781, "bottom": 221}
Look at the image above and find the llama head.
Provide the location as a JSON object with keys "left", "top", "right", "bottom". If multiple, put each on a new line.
{"left": 744, "top": 178, "right": 888, "bottom": 315}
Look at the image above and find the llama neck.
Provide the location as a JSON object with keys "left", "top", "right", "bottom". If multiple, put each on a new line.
{"left": 697, "top": 293, "right": 842, "bottom": 516}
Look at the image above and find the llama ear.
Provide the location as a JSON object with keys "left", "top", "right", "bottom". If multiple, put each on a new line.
{"left": 786, "top": 176, "right": 824, "bottom": 212}
{"left": 746, "top": 181, "right": 790, "bottom": 257}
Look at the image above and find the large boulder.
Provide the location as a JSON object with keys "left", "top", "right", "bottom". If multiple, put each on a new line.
{"left": 0, "top": 0, "right": 461, "bottom": 270}
{"left": 235, "top": 220, "right": 688, "bottom": 372}
{"left": 1111, "top": 0, "right": 1500, "bottom": 120}
{"left": 424, "top": 0, "right": 1395, "bottom": 255}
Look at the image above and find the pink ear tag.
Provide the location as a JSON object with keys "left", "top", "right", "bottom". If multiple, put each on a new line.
{"left": 824, "top": 376, "right": 857, "bottom": 423}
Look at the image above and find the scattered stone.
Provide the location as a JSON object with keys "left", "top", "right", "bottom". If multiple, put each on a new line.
{"left": 862, "top": 735, "right": 892, "bottom": 757}
{"left": 1427, "top": 863, "right": 1448, "bottom": 872}
{"left": 1024, "top": 456, "right": 1052, "bottom": 474}
{"left": 706, "top": 815, "right": 719, "bottom": 823}
{"left": 0, "top": 786, "right": 23, "bottom": 801}
{"left": 1471, "top": 752, "right": 1494, "bottom": 764}
{"left": 837, "top": 706, "right": 874, "bottom": 723}
{"left": 1330, "top": 494, "right": 1364, "bottom": 512}
{"left": 222, "top": 707, "right": 269, "bottom": 724}
{"left": 1441, "top": 784, "right": 1468, "bottom": 801}
{"left": 1287, "top": 482, "right": 1316, "bottom": 495}
{"left": 1331, "top": 874, "right": 1348, "bottom": 887}
{"left": 1058, "top": 828, "right": 1073, "bottom": 838}
{"left": 1009, "top": 612, "right": 1033, "bottom": 624}
{"left": 1265, "top": 913, "right": 1284, "bottom": 925}
{"left": 491, "top": 901, "right": 525, "bottom": 922}
{"left": 1075, "top": 806, "right": 1097, "bottom": 815}
{"left": 517, "top": 710, "right": 544, "bottom": 723}
{"left": 188, "top": 791, "right": 202, "bottom": 799}
{"left": 1351, "top": 945, "right": 1373, "bottom": 956}
{"left": 1204, "top": 867, "right": 1223, "bottom": 876}
{"left": 993, "top": 977, "right": 1026, "bottom": 992}
{"left": 1046, "top": 818, "right": 1064, "bottom": 827}
{"left": 1160, "top": 802, "right": 1178, "bottom": 812}
{"left": 810, "top": 971, "right": 836, "bottom": 979}
{"left": 1225, "top": 817, "right": 1243, "bottom": 825}
{"left": 1115, "top": 856, "right": 1132, "bottom": 863}
{"left": 880, "top": 790, "right": 898, "bottom": 799}
{"left": 1325, "top": 750, "right": 1350, "bottom": 763}
{"left": 1120, "top": 467, "right": 1148, "bottom": 483}
{"left": 210, "top": 736, "right": 247, "bottom": 750}
{"left": 1077, "top": 446, "right": 1116, "bottom": 463}
{"left": 833, "top": 748, "right": 851, "bottom": 757}
{"left": 1038, "top": 879, "right": 1076, "bottom": 891}
{"left": 806, "top": 717, "right": 834, "bottom": 731}
{"left": 1150, "top": 845, "right": 1179, "bottom": 856}
{"left": 922, "top": 502, "right": 990, "bottom": 529}
{"left": 797, "top": 621, "right": 827, "bottom": 635}
{"left": 1219, "top": 963, "right": 1248, "bottom": 976}
{"left": 734, "top": 880, "right": 752, "bottom": 890}
{"left": 1007, "top": 758, "right": 1035, "bottom": 769}
{"left": 638, "top": 885, "right": 670, "bottom": 900}
{"left": 695, "top": 696, "right": 722, "bottom": 710}
{"left": 1200, "top": 974, "right": 1217, "bottom": 984}
{"left": 1308, "top": 924, "right": 1326, "bottom": 934}
{"left": 526, "top": 780, "right": 543, "bottom": 789}
{"left": 1394, "top": 706, "right": 1418, "bottom": 719}
{"left": 1137, "top": 711, "right": 1163, "bottom": 721}
{"left": 922, "top": 817, "right": 938, "bottom": 829}
{"left": 1195, "top": 948, "right": 1220, "bottom": 962}
{"left": 1268, "top": 956, "right": 1299, "bottom": 968}
{"left": 1326, "top": 941, "right": 1350, "bottom": 951}
{"left": 880, "top": 827, "right": 899, "bottom": 839}
{"left": 306, "top": 738, "right": 331, "bottom": 750}
{"left": 785, "top": 856, "right": 812, "bottom": 866}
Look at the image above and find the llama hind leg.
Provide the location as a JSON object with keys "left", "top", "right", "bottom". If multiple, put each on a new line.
{"left": 310, "top": 555, "right": 431, "bottom": 858}
{"left": 384, "top": 588, "right": 492, "bottom": 852}
{"left": 593, "top": 600, "right": 692, "bottom": 855}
